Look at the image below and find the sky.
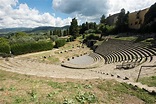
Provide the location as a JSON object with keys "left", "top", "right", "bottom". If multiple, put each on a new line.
{"left": 0, "top": 0, "right": 155, "bottom": 28}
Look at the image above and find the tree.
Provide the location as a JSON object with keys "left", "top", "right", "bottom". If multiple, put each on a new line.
{"left": 53, "top": 29, "right": 62, "bottom": 37}
{"left": 69, "top": 18, "right": 79, "bottom": 38}
{"left": 100, "top": 15, "right": 106, "bottom": 24}
{"left": 63, "top": 30, "right": 67, "bottom": 36}
{"left": 79, "top": 23, "right": 87, "bottom": 34}
{"left": 79, "top": 22, "right": 97, "bottom": 34}
{"left": 143, "top": 2, "right": 156, "bottom": 33}
{"left": 99, "top": 14, "right": 107, "bottom": 39}
{"left": 99, "top": 24, "right": 107, "bottom": 39}
{"left": 50, "top": 30, "right": 53, "bottom": 36}
{"left": 144, "top": 2, "right": 156, "bottom": 25}
{"left": 116, "top": 8, "right": 129, "bottom": 32}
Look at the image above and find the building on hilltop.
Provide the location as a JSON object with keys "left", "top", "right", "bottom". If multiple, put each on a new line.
{"left": 128, "top": 8, "right": 149, "bottom": 29}
{"left": 105, "top": 8, "right": 149, "bottom": 29}
{"left": 106, "top": 13, "right": 119, "bottom": 26}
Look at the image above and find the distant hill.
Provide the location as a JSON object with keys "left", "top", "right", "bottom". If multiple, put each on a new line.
{"left": 0, "top": 27, "right": 33, "bottom": 34}
{"left": 28, "top": 25, "right": 69, "bottom": 33}
{"left": 0, "top": 25, "right": 70, "bottom": 34}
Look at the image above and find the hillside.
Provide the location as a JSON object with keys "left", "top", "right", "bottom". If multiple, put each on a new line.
{"left": 0, "top": 25, "right": 69, "bottom": 34}
{"left": 0, "top": 27, "right": 32, "bottom": 34}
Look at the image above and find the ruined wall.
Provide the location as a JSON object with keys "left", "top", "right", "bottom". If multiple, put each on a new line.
{"left": 106, "top": 13, "right": 119, "bottom": 26}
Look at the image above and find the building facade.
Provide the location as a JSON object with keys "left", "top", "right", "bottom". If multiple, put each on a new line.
{"left": 106, "top": 8, "right": 149, "bottom": 29}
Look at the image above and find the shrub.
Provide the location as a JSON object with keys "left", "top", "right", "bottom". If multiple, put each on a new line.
{"left": 55, "top": 39, "right": 66, "bottom": 48}
{"left": 0, "top": 43, "right": 10, "bottom": 54}
{"left": 50, "top": 35, "right": 58, "bottom": 42}
{"left": 69, "top": 36, "right": 74, "bottom": 41}
{"left": 86, "top": 34, "right": 99, "bottom": 40}
{"left": 85, "top": 29, "right": 96, "bottom": 34}
{"left": 11, "top": 41, "right": 53, "bottom": 55}
{"left": 66, "top": 36, "right": 75, "bottom": 42}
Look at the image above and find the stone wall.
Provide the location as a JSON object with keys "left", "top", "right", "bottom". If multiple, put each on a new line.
{"left": 106, "top": 8, "right": 149, "bottom": 29}
{"left": 128, "top": 8, "right": 149, "bottom": 29}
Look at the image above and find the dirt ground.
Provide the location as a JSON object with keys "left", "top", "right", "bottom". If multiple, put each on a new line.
{"left": 0, "top": 40, "right": 156, "bottom": 103}
{"left": 0, "top": 40, "right": 155, "bottom": 81}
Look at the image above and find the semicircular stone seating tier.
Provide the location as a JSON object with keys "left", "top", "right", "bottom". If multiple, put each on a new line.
{"left": 95, "top": 39, "right": 156, "bottom": 67}
{"left": 61, "top": 52, "right": 104, "bottom": 69}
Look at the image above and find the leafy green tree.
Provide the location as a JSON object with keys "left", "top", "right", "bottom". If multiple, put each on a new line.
{"left": 0, "top": 37, "right": 10, "bottom": 54}
{"left": 99, "top": 24, "right": 108, "bottom": 39}
{"left": 63, "top": 29, "right": 70, "bottom": 36}
{"left": 143, "top": 2, "right": 156, "bottom": 33}
{"left": 144, "top": 2, "right": 156, "bottom": 25}
{"left": 63, "top": 30, "right": 67, "bottom": 36}
{"left": 52, "top": 29, "right": 62, "bottom": 37}
{"left": 79, "top": 23, "right": 87, "bottom": 34}
{"left": 98, "top": 14, "right": 107, "bottom": 39}
{"left": 79, "top": 22, "right": 97, "bottom": 34}
{"left": 69, "top": 18, "right": 79, "bottom": 38}
{"left": 58, "top": 30, "right": 62, "bottom": 37}
{"left": 50, "top": 30, "right": 53, "bottom": 35}
{"left": 86, "top": 22, "right": 89, "bottom": 30}
{"left": 0, "top": 37, "right": 9, "bottom": 44}
{"left": 14, "top": 32, "right": 28, "bottom": 38}
{"left": 116, "top": 8, "right": 129, "bottom": 32}
{"left": 100, "top": 15, "right": 106, "bottom": 24}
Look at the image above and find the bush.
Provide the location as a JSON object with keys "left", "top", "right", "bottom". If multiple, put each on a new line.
{"left": 86, "top": 34, "right": 99, "bottom": 40}
{"left": 55, "top": 39, "right": 66, "bottom": 48}
{"left": 70, "top": 36, "right": 75, "bottom": 41}
{"left": 0, "top": 38, "right": 10, "bottom": 54}
{"left": 50, "top": 35, "right": 58, "bottom": 42}
{"left": 0, "top": 43, "right": 10, "bottom": 54}
{"left": 11, "top": 41, "right": 53, "bottom": 55}
{"left": 67, "top": 36, "right": 74, "bottom": 42}
{"left": 85, "top": 29, "right": 96, "bottom": 34}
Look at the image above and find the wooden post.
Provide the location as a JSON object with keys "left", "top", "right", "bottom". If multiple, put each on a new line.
{"left": 136, "top": 66, "right": 142, "bottom": 82}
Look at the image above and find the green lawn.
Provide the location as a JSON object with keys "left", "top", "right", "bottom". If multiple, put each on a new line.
{"left": 139, "top": 76, "right": 156, "bottom": 87}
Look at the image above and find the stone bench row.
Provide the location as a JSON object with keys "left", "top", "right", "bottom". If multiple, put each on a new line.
{"left": 95, "top": 39, "right": 144, "bottom": 56}
{"left": 105, "top": 47, "right": 156, "bottom": 65}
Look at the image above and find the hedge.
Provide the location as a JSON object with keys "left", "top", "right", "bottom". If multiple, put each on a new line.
{"left": 0, "top": 43, "right": 10, "bottom": 54}
{"left": 11, "top": 41, "right": 53, "bottom": 55}
{"left": 55, "top": 39, "right": 66, "bottom": 48}
{"left": 86, "top": 34, "right": 99, "bottom": 40}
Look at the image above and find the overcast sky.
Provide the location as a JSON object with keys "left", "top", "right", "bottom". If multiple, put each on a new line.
{"left": 0, "top": 0, "right": 155, "bottom": 28}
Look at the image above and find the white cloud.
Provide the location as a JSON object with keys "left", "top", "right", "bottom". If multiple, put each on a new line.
{"left": 108, "top": 0, "right": 156, "bottom": 15}
{"left": 0, "top": 0, "right": 155, "bottom": 28}
{"left": 52, "top": 0, "right": 109, "bottom": 23}
{"left": 53, "top": 0, "right": 156, "bottom": 23}
{"left": 0, "top": 0, "right": 72, "bottom": 28}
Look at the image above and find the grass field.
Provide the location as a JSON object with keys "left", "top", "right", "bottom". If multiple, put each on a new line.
{"left": 139, "top": 76, "right": 156, "bottom": 87}
{"left": 0, "top": 69, "right": 156, "bottom": 104}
